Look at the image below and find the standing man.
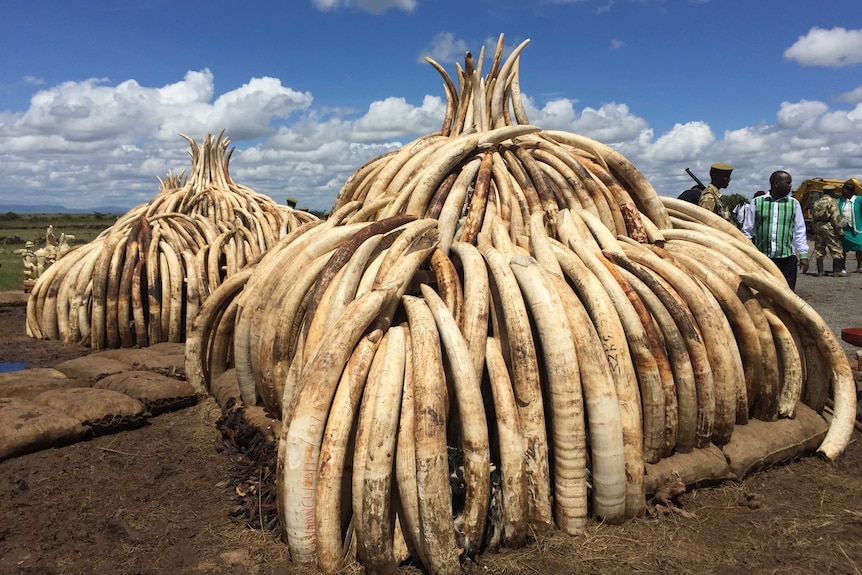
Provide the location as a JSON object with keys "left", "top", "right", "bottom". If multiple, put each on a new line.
{"left": 741, "top": 170, "right": 809, "bottom": 290}
{"left": 838, "top": 179, "right": 862, "bottom": 273}
{"left": 810, "top": 184, "right": 845, "bottom": 276}
{"left": 733, "top": 190, "right": 766, "bottom": 229}
{"left": 697, "top": 162, "right": 734, "bottom": 221}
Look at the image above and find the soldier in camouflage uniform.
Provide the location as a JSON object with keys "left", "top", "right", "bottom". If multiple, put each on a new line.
{"left": 811, "top": 184, "right": 845, "bottom": 276}
{"left": 697, "top": 163, "right": 734, "bottom": 222}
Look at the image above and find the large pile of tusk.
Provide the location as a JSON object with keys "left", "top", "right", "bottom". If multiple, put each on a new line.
{"left": 25, "top": 132, "right": 317, "bottom": 350}
{"left": 184, "top": 35, "right": 856, "bottom": 575}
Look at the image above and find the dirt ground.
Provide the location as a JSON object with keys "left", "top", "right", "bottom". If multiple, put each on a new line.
{"left": 1, "top": 263, "right": 861, "bottom": 575}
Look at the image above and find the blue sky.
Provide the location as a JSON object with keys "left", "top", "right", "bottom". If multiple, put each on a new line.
{"left": 1, "top": 0, "right": 861, "bottom": 211}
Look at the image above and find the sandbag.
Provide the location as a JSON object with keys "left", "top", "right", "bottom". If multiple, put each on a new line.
{"left": 146, "top": 342, "right": 187, "bottom": 356}
{"left": 721, "top": 402, "right": 828, "bottom": 479}
{"left": 0, "top": 368, "right": 84, "bottom": 400}
{"left": 644, "top": 403, "right": 831, "bottom": 495}
{"left": 95, "top": 343, "right": 186, "bottom": 378}
{"left": 32, "top": 387, "right": 146, "bottom": 435}
{"left": 53, "top": 356, "right": 130, "bottom": 383}
{"left": 0, "top": 397, "right": 87, "bottom": 460}
{"left": 644, "top": 444, "right": 734, "bottom": 495}
{"left": 95, "top": 371, "right": 197, "bottom": 415}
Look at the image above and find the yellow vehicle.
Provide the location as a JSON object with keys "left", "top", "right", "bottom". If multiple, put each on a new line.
{"left": 793, "top": 177, "right": 862, "bottom": 225}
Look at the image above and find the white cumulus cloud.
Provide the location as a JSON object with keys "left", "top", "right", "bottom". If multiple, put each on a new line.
{"left": 776, "top": 100, "right": 829, "bottom": 129}
{"left": 0, "top": 70, "right": 314, "bottom": 208}
{"left": 3, "top": 67, "right": 862, "bottom": 211}
{"left": 418, "top": 32, "right": 470, "bottom": 66}
{"left": 784, "top": 27, "right": 862, "bottom": 67}
{"left": 645, "top": 121, "right": 714, "bottom": 163}
{"left": 838, "top": 84, "right": 862, "bottom": 104}
{"left": 12, "top": 69, "right": 311, "bottom": 147}
{"left": 522, "top": 98, "right": 648, "bottom": 144}
{"left": 311, "top": 0, "right": 417, "bottom": 13}
{"left": 352, "top": 95, "right": 444, "bottom": 141}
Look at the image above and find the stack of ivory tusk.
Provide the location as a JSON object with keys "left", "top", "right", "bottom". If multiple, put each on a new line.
{"left": 25, "top": 132, "right": 317, "bottom": 350}
{"left": 183, "top": 35, "right": 856, "bottom": 574}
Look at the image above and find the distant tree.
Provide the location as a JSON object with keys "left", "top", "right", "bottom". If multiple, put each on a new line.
{"left": 1, "top": 211, "right": 19, "bottom": 220}
{"left": 92, "top": 211, "right": 106, "bottom": 220}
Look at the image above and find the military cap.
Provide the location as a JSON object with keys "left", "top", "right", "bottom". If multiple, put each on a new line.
{"left": 710, "top": 162, "right": 734, "bottom": 173}
{"left": 823, "top": 184, "right": 837, "bottom": 192}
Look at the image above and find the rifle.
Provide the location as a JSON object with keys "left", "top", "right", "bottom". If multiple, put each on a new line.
{"left": 686, "top": 168, "right": 706, "bottom": 191}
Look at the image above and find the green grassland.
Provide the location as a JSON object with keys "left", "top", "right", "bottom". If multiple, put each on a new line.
{"left": 0, "top": 212, "right": 120, "bottom": 292}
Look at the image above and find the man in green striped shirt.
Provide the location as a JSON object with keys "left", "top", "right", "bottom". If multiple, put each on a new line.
{"left": 741, "top": 170, "right": 809, "bottom": 290}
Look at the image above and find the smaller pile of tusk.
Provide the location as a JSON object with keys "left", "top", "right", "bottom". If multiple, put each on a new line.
{"left": 26, "top": 131, "right": 317, "bottom": 350}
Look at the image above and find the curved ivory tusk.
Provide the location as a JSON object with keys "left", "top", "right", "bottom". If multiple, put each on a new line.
{"left": 402, "top": 295, "right": 460, "bottom": 574}
{"left": 738, "top": 272, "right": 856, "bottom": 461}
{"left": 358, "top": 326, "right": 406, "bottom": 575}
{"left": 450, "top": 242, "right": 490, "bottom": 383}
{"left": 544, "top": 266, "right": 628, "bottom": 522}
{"left": 618, "top": 241, "right": 739, "bottom": 446}
{"left": 482, "top": 245, "right": 554, "bottom": 528}
{"left": 760, "top": 304, "right": 804, "bottom": 419}
{"left": 484, "top": 337, "right": 528, "bottom": 546}
{"left": 420, "top": 284, "right": 491, "bottom": 556}
{"left": 509, "top": 255, "right": 588, "bottom": 533}
{"left": 279, "top": 288, "right": 394, "bottom": 563}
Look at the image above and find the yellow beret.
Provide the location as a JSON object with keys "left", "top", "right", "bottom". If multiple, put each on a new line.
{"left": 710, "top": 162, "right": 733, "bottom": 172}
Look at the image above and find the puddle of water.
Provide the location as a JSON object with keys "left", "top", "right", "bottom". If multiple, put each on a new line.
{"left": 0, "top": 362, "right": 27, "bottom": 373}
